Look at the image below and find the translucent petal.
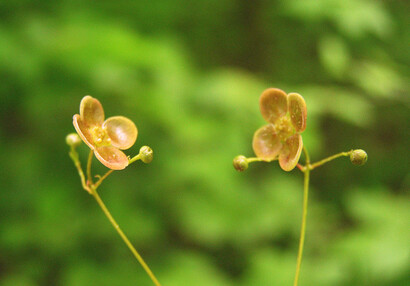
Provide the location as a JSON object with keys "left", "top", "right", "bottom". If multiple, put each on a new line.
{"left": 73, "top": 114, "right": 95, "bottom": 149}
{"left": 252, "top": 124, "right": 282, "bottom": 160}
{"left": 94, "top": 146, "right": 129, "bottom": 170}
{"left": 279, "top": 134, "right": 303, "bottom": 171}
{"left": 259, "top": 88, "right": 288, "bottom": 123}
{"left": 288, "top": 93, "right": 307, "bottom": 132}
{"left": 80, "top": 96, "right": 105, "bottom": 126}
{"left": 103, "top": 116, "right": 138, "bottom": 150}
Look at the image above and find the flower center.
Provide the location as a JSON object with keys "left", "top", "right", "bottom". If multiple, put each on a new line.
{"left": 274, "top": 116, "right": 294, "bottom": 141}
{"left": 91, "top": 126, "right": 111, "bottom": 147}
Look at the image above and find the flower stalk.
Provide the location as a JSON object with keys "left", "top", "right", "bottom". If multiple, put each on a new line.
{"left": 309, "top": 150, "right": 352, "bottom": 170}
{"left": 87, "top": 149, "right": 94, "bottom": 185}
{"left": 89, "top": 186, "right": 161, "bottom": 286}
{"left": 293, "top": 146, "right": 310, "bottom": 286}
{"left": 67, "top": 95, "right": 160, "bottom": 286}
{"left": 233, "top": 87, "right": 367, "bottom": 286}
{"left": 68, "top": 141, "right": 160, "bottom": 286}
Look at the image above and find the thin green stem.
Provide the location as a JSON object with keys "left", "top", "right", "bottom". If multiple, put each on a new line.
{"left": 246, "top": 157, "right": 264, "bottom": 163}
{"left": 94, "top": 151, "right": 143, "bottom": 189}
{"left": 309, "top": 150, "right": 352, "bottom": 170}
{"left": 94, "top": 169, "right": 114, "bottom": 189}
{"left": 302, "top": 146, "right": 311, "bottom": 165}
{"left": 293, "top": 147, "right": 357, "bottom": 285}
{"left": 128, "top": 154, "right": 141, "bottom": 165}
{"left": 87, "top": 149, "right": 94, "bottom": 185}
{"left": 68, "top": 145, "right": 161, "bottom": 285}
{"left": 294, "top": 146, "right": 310, "bottom": 286}
{"left": 90, "top": 188, "right": 161, "bottom": 286}
{"left": 69, "top": 148, "right": 91, "bottom": 193}
{"left": 246, "top": 157, "right": 277, "bottom": 163}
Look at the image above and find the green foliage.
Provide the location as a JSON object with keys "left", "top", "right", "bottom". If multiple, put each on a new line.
{"left": 0, "top": 0, "right": 408, "bottom": 285}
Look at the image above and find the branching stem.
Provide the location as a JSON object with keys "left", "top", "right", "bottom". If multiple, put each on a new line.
{"left": 68, "top": 146, "right": 161, "bottom": 286}
{"left": 293, "top": 147, "right": 354, "bottom": 286}
{"left": 94, "top": 169, "right": 114, "bottom": 189}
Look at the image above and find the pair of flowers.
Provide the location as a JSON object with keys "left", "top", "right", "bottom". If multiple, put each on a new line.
{"left": 73, "top": 88, "right": 306, "bottom": 171}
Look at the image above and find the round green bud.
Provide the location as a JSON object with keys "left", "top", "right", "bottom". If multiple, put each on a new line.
{"left": 233, "top": 155, "right": 248, "bottom": 172}
{"left": 139, "top": 146, "right": 153, "bottom": 164}
{"left": 66, "top": 133, "right": 82, "bottom": 148}
{"left": 350, "top": 149, "right": 368, "bottom": 166}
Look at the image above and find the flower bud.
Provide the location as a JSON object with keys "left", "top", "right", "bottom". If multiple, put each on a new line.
{"left": 139, "top": 146, "right": 153, "bottom": 164}
{"left": 66, "top": 133, "right": 82, "bottom": 148}
{"left": 350, "top": 149, "right": 367, "bottom": 166}
{"left": 233, "top": 155, "right": 248, "bottom": 172}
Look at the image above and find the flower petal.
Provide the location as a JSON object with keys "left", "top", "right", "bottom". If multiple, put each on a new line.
{"left": 103, "top": 116, "right": 138, "bottom": 150}
{"left": 73, "top": 114, "right": 95, "bottom": 149}
{"left": 260, "top": 88, "right": 288, "bottom": 123}
{"left": 252, "top": 124, "right": 282, "bottom": 160}
{"left": 94, "top": 146, "right": 129, "bottom": 170}
{"left": 80, "top": 96, "right": 105, "bottom": 126}
{"left": 279, "top": 134, "right": 303, "bottom": 171}
{"left": 288, "top": 93, "right": 307, "bottom": 132}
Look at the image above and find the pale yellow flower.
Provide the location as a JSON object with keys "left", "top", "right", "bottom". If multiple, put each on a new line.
{"left": 253, "top": 88, "right": 307, "bottom": 171}
{"left": 73, "top": 96, "right": 137, "bottom": 170}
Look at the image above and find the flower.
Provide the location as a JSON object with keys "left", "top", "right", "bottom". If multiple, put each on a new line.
{"left": 73, "top": 96, "right": 138, "bottom": 170}
{"left": 252, "top": 88, "right": 307, "bottom": 171}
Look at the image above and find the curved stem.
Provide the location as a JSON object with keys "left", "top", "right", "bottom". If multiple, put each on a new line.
{"left": 69, "top": 148, "right": 91, "bottom": 193}
{"left": 294, "top": 146, "right": 310, "bottom": 286}
{"left": 94, "top": 169, "right": 114, "bottom": 189}
{"left": 309, "top": 150, "right": 352, "bottom": 170}
{"left": 129, "top": 154, "right": 141, "bottom": 165}
{"left": 95, "top": 151, "right": 143, "bottom": 189}
{"left": 69, "top": 146, "right": 161, "bottom": 285}
{"left": 87, "top": 149, "right": 94, "bottom": 185}
{"left": 302, "top": 146, "right": 310, "bottom": 165}
{"left": 91, "top": 188, "right": 162, "bottom": 286}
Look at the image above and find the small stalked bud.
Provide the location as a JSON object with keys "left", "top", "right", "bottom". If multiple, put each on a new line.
{"left": 139, "top": 146, "right": 153, "bottom": 164}
{"left": 233, "top": 155, "right": 248, "bottom": 172}
{"left": 350, "top": 149, "right": 368, "bottom": 166}
{"left": 66, "top": 133, "right": 82, "bottom": 148}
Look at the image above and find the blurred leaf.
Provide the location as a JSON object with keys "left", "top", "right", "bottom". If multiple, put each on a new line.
{"left": 161, "top": 251, "right": 232, "bottom": 286}
{"left": 318, "top": 35, "right": 350, "bottom": 78}
{"left": 299, "top": 86, "right": 375, "bottom": 127}
{"left": 283, "top": 0, "right": 393, "bottom": 38}
{"left": 241, "top": 249, "right": 294, "bottom": 286}
{"left": 349, "top": 61, "right": 408, "bottom": 99}
{"left": 332, "top": 188, "right": 410, "bottom": 282}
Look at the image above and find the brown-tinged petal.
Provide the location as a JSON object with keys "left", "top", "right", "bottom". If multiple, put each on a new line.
{"left": 103, "top": 116, "right": 138, "bottom": 150}
{"left": 252, "top": 124, "right": 282, "bottom": 160}
{"left": 80, "top": 96, "right": 105, "bottom": 126}
{"left": 288, "top": 93, "right": 307, "bottom": 132}
{"left": 260, "top": 88, "right": 288, "bottom": 123}
{"left": 73, "top": 114, "right": 95, "bottom": 149}
{"left": 279, "top": 134, "right": 303, "bottom": 171}
{"left": 94, "top": 146, "right": 129, "bottom": 170}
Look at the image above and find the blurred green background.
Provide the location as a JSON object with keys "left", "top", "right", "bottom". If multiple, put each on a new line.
{"left": 0, "top": 0, "right": 409, "bottom": 285}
